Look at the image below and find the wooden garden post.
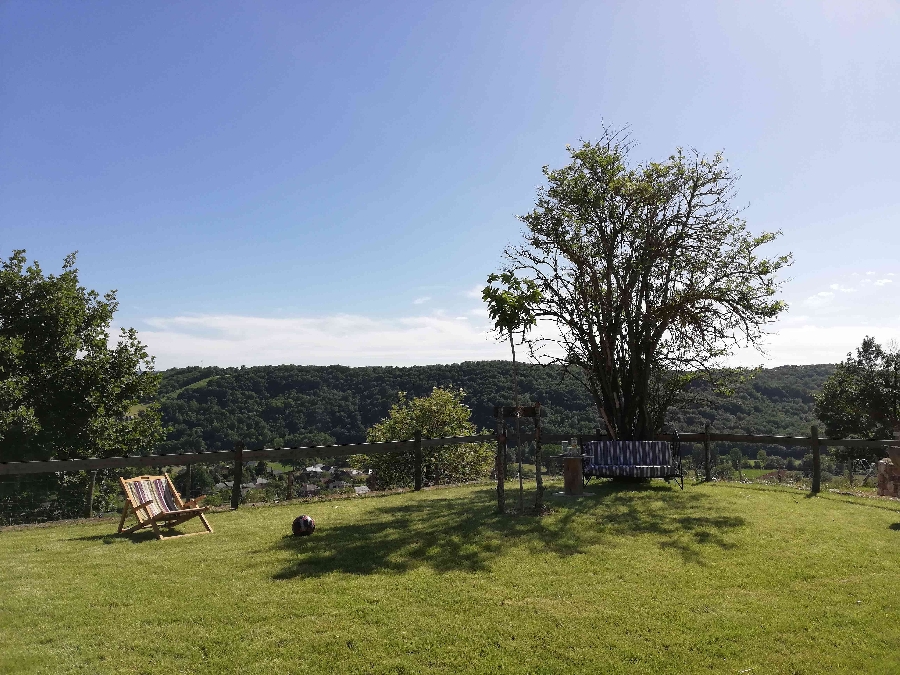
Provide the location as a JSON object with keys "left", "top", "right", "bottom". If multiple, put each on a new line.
{"left": 495, "top": 408, "right": 506, "bottom": 514}
{"left": 286, "top": 470, "right": 294, "bottom": 500}
{"left": 186, "top": 464, "right": 193, "bottom": 500}
{"left": 414, "top": 430, "right": 423, "bottom": 491}
{"left": 231, "top": 441, "right": 244, "bottom": 510}
{"left": 534, "top": 402, "right": 544, "bottom": 510}
{"left": 811, "top": 425, "right": 821, "bottom": 494}
{"left": 704, "top": 422, "right": 712, "bottom": 482}
{"left": 85, "top": 470, "right": 97, "bottom": 518}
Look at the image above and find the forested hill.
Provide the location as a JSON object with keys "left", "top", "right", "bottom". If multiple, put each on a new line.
{"left": 156, "top": 362, "right": 835, "bottom": 454}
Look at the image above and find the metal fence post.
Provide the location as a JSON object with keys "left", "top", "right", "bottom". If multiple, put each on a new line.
{"left": 534, "top": 403, "right": 544, "bottom": 510}
{"left": 231, "top": 441, "right": 244, "bottom": 510}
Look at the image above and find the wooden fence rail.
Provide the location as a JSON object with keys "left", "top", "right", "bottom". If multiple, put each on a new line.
{"left": 2, "top": 432, "right": 898, "bottom": 478}
{"left": 3, "top": 429, "right": 898, "bottom": 510}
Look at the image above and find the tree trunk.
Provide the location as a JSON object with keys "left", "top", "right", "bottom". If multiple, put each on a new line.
{"left": 510, "top": 331, "right": 524, "bottom": 514}
{"left": 534, "top": 403, "right": 544, "bottom": 511}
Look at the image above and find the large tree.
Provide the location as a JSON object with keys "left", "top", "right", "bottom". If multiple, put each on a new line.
{"left": 496, "top": 130, "right": 791, "bottom": 440}
{"left": 0, "top": 250, "right": 162, "bottom": 462}
{"left": 816, "top": 336, "right": 900, "bottom": 464}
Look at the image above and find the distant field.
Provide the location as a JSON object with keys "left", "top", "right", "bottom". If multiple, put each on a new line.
{"left": 2, "top": 479, "right": 899, "bottom": 674}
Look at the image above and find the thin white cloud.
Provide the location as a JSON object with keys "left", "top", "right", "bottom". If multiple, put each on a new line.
{"left": 132, "top": 310, "right": 900, "bottom": 372}
{"left": 829, "top": 284, "right": 855, "bottom": 292}
{"left": 728, "top": 321, "right": 900, "bottom": 367}
{"left": 875, "top": 279, "right": 893, "bottom": 286}
{"left": 412, "top": 296, "right": 431, "bottom": 305}
{"left": 464, "top": 285, "right": 483, "bottom": 299}
{"left": 137, "top": 313, "right": 510, "bottom": 369}
{"left": 803, "top": 291, "right": 834, "bottom": 308}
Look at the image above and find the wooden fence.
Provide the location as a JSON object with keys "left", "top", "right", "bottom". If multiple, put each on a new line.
{"left": 2, "top": 427, "right": 899, "bottom": 513}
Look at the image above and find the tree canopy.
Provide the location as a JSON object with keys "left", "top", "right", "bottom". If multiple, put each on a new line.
{"left": 816, "top": 336, "right": 900, "bottom": 442}
{"left": 352, "top": 387, "right": 493, "bottom": 490}
{"left": 497, "top": 130, "right": 791, "bottom": 439}
{"left": 0, "top": 250, "right": 162, "bottom": 461}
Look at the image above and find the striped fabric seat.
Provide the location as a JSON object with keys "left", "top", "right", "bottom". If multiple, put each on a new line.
{"left": 583, "top": 440, "right": 682, "bottom": 485}
{"left": 586, "top": 465, "right": 674, "bottom": 478}
{"left": 125, "top": 477, "right": 179, "bottom": 518}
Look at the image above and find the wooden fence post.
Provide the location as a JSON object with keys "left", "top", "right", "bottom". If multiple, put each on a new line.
{"left": 495, "top": 408, "right": 505, "bottom": 514}
{"left": 414, "top": 430, "right": 423, "bottom": 491}
{"left": 286, "top": 470, "right": 294, "bottom": 500}
{"left": 811, "top": 425, "right": 821, "bottom": 494}
{"left": 186, "top": 464, "right": 193, "bottom": 500}
{"left": 534, "top": 403, "right": 544, "bottom": 510}
{"left": 84, "top": 470, "right": 97, "bottom": 518}
{"left": 231, "top": 441, "right": 244, "bottom": 510}
{"left": 704, "top": 422, "right": 712, "bottom": 482}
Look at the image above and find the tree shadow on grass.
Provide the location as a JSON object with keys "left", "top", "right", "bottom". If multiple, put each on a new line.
{"left": 72, "top": 530, "right": 161, "bottom": 544}
{"left": 271, "top": 482, "right": 746, "bottom": 580}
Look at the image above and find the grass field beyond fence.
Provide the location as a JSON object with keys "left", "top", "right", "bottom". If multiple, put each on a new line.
{"left": 2, "top": 480, "right": 899, "bottom": 674}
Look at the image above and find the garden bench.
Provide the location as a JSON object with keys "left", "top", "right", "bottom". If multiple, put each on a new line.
{"left": 582, "top": 434, "right": 683, "bottom": 489}
{"left": 118, "top": 474, "right": 213, "bottom": 540}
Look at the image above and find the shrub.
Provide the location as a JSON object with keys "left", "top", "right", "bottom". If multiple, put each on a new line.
{"left": 352, "top": 388, "right": 493, "bottom": 490}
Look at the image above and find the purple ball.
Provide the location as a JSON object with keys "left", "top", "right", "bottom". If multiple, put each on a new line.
{"left": 292, "top": 514, "right": 316, "bottom": 536}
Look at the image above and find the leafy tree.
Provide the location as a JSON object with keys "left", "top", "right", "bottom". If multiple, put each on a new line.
{"left": 352, "top": 388, "right": 493, "bottom": 490}
{"left": 816, "top": 336, "right": 900, "bottom": 482}
{"left": 483, "top": 271, "right": 544, "bottom": 511}
{"left": 816, "top": 336, "right": 900, "bottom": 440}
{"left": 0, "top": 251, "right": 162, "bottom": 461}
{"left": 496, "top": 129, "right": 791, "bottom": 439}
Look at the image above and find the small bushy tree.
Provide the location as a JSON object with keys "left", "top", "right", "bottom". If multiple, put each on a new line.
{"left": 352, "top": 388, "right": 493, "bottom": 490}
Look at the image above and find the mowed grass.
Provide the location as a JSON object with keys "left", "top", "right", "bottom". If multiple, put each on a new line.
{"left": 2, "top": 480, "right": 900, "bottom": 674}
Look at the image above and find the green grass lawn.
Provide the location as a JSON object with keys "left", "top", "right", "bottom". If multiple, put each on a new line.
{"left": 2, "top": 479, "right": 900, "bottom": 674}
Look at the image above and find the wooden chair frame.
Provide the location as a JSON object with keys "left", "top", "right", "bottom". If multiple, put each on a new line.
{"left": 118, "top": 474, "right": 213, "bottom": 540}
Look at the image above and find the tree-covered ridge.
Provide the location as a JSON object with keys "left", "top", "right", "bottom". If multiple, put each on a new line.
{"left": 157, "top": 362, "right": 835, "bottom": 454}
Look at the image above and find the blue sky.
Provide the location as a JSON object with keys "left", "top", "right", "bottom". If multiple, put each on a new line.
{"left": 3, "top": 1, "right": 899, "bottom": 368}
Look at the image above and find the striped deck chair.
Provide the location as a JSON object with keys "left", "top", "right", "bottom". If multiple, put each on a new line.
{"left": 118, "top": 474, "right": 213, "bottom": 540}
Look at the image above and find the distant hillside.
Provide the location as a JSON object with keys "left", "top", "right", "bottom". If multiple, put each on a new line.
{"left": 157, "top": 362, "right": 835, "bottom": 456}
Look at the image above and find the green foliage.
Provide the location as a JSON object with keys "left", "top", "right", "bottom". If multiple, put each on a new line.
{"left": 155, "top": 362, "right": 835, "bottom": 459}
{"left": 816, "top": 336, "right": 900, "bottom": 443}
{"left": 0, "top": 250, "right": 162, "bottom": 462}
{"left": 482, "top": 271, "right": 541, "bottom": 339}
{"left": 352, "top": 387, "right": 493, "bottom": 489}
{"left": 499, "top": 129, "right": 792, "bottom": 439}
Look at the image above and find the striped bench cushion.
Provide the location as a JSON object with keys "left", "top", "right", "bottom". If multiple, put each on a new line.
{"left": 583, "top": 464, "right": 676, "bottom": 478}
{"left": 583, "top": 440, "right": 673, "bottom": 467}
